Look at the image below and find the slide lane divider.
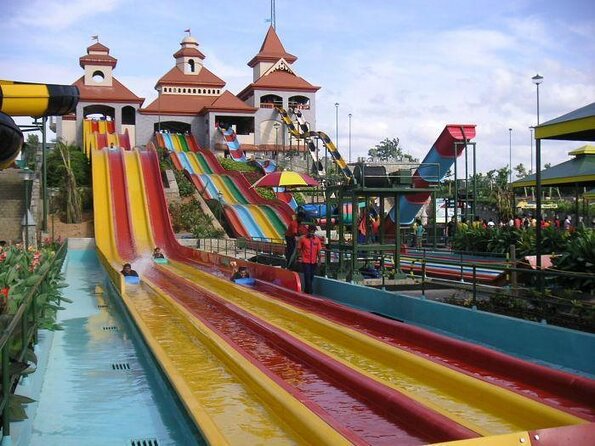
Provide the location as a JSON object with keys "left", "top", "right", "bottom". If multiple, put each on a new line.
{"left": 249, "top": 280, "right": 595, "bottom": 421}
{"left": 155, "top": 263, "right": 478, "bottom": 444}
{"left": 141, "top": 273, "right": 354, "bottom": 446}
{"left": 164, "top": 261, "right": 586, "bottom": 436}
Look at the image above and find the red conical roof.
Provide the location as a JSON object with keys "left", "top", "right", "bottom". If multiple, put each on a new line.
{"left": 248, "top": 26, "right": 297, "bottom": 67}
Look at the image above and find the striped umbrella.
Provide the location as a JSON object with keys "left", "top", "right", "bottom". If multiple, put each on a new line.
{"left": 252, "top": 171, "right": 319, "bottom": 188}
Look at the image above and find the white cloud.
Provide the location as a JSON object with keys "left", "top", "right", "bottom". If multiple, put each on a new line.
{"left": 10, "top": 0, "right": 121, "bottom": 30}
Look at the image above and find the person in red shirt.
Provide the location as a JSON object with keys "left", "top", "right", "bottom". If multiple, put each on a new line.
{"left": 297, "top": 225, "right": 323, "bottom": 294}
{"left": 285, "top": 214, "right": 299, "bottom": 266}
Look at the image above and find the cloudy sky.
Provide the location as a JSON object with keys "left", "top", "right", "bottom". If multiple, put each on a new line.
{"left": 2, "top": 0, "right": 594, "bottom": 175}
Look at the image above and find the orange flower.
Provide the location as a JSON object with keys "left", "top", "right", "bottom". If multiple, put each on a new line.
{"left": 0, "top": 288, "right": 9, "bottom": 299}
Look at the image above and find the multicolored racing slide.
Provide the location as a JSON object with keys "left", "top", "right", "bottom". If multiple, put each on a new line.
{"left": 155, "top": 132, "right": 292, "bottom": 240}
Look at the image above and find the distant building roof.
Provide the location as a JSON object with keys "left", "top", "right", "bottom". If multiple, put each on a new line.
{"left": 73, "top": 76, "right": 144, "bottom": 104}
{"left": 513, "top": 145, "right": 595, "bottom": 187}
{"left": 141, "top": 90, "right": 256, "bottom": 116}
{"left": 140, "top": 94, "right": 217, "bottom": 115}
{"left": 157, "top": 66, "right": 225, "bottom": 88}
{"left": 248, "top": 26, "right": 297, "bottom": 67}
{"left": 535, "top": 102, "right": 595, "bottom": 141}
{"left": 80, "top": 42, "right": 117, "bottom": 68}
{"left": 87, "top": 42, "right": 110, "bottom": 53}
{"left": 238, "top": 70, "right": 320, "bottom": 100}
{"left": 201, "top": 90, "right": 257, "bottom": 114}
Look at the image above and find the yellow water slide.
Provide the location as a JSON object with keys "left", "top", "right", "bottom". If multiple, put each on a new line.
{"left": 92, "top": 148, "right": 352, "bottom": 445}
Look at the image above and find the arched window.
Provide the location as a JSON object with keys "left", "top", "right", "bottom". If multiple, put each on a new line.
{"left": 92, "top": 70, "right": 105, "bottom": 83}
{"left": 122, "top": 106, "right": 136, "bottom": 125}
{"left": 189, "top": 59, "right": 195, "bottom": 72}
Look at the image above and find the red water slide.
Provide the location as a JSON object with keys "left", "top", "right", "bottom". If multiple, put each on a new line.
{"left": 108, "top": 149, "right": 136, "bottom": 260}
{"left": 138, "top": 149, "right": 301, "bottom": 291}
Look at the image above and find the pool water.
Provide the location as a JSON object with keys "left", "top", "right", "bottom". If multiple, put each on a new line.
{"left": 14, "top": 245, "right": 203, "bottom": 446}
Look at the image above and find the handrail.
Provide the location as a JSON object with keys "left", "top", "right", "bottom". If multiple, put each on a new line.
{"left": 0, "top": 242, "right": 67, "bottom": 438}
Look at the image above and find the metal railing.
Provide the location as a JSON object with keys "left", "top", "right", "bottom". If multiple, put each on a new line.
{"left": 0, "top": 242, "right": 67, "bottom": 439}
{"left": 196, "top": 236, "right": 286, "bottom": 260}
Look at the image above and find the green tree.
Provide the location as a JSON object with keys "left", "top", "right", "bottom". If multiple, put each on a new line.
{"left": 514, "top": 163, "right": 528, "bottom": 179}
{"left": 47, "top": 142, "right": 90, "bottom": 187}
{"left": 368, "top": 138, "right": 417, "bottom": 162}
{"left": 24, "top": 134, "right": 39, "bottom": 169}
{"left": 54, "top": 140, "right": 83, "bottom": 223}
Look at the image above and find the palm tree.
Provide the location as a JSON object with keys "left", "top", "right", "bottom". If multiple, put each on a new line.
{"left": 55, "top": 140, "right": 82, "bottom": 223}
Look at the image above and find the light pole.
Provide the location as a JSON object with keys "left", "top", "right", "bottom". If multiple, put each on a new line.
{"left": 157, "top": 85, "right": 162, "bottom": 132}
{"left": 532, "top": 74, "right": 543, "bottom": 125}
{"left": 529, "top": 126, "right": 534, "bottom": 174}
{"left": 19, "top": 167, "right": 35, "bottom": 250}
{"left": 334, "top": 102, "right": 339, "bottom": 147}
{"left": 348, "top": 113, "right": 352, "bottom": 163}
{"left": 532, "top": 73, "right": 544, "bottom": 274}
{"left": 508, "top": 128, "right": 512, "bottom": 183}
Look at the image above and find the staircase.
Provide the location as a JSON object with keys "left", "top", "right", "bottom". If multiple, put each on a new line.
{"left": 0, "top": 169, "right": 26, "bottom": 243}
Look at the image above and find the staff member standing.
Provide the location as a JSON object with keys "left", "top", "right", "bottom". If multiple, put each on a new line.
{"left": 285, "top": 214, "right": 298, "bottom": 267}
{"left": 297, "top": 225, "right": 323, "bottom": 294}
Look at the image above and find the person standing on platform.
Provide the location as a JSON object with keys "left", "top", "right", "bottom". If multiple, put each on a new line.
{"left": 284, "top": 214, "right": 298, "bottom": 267}
{"left": 297, "top": 225, "right": 323, "bottom": 294}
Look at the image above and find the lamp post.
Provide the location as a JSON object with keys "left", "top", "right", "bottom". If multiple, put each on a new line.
{"left": 157, "top": 85, "right": 162, "bottom": 132}
{"left": 334, "top": 102, "right": 339, "bottom": 147}
{"left": 508, "top": 128, "right": 512, "bottom": 184}
{"left": 19, "top": 167, "right": 35, "bottom": 250}
{"left": 532, "top": 74, "right": 543, "bottom": 125}
{"left": 273, "top": 122, "right": 280, "bottom": 161}
{"left": 348, "top": 113, "right": 352, "bottom": 163}
{"left": 532, "top": 73, "right": 544, "bottom": 274}
{"left": 529, "top": 126, "right": 534, "bottom": 174}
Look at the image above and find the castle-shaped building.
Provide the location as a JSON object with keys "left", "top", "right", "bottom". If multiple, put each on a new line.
{"left": 57, "top": 26, "right": 320, "bottom": 154}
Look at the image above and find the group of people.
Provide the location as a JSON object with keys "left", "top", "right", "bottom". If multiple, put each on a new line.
{"left": 284, "top": 213, "right": 323, "bottom": 294}
{"left": 120, "top": 247, "right": 166, "bottom": 278}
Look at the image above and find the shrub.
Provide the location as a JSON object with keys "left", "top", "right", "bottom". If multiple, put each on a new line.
{"left": 219, "top": 157, "right": 258, "bottom": 173}
{"left": 168, "top": 199, "right": 224, "bottom": 238}
{"left": 552, "top": 228, "right": 595, "bottom": 292}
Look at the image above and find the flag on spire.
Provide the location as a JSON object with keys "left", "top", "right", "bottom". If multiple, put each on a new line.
{"left": 184, "top": 29, "right": 191, "bottom": 36}
{"left": 91, "top": 35, "right": 99, "bottom": 42}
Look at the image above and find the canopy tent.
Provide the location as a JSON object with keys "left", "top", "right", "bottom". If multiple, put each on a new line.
{"left": 512, "top": 145, "right": 595, "bottom": 188}
{"left": 532, "top": 102, "right": 595, "bottom": 270}
{"left": 535, "top": 102, "right": 595, "bottom": 141}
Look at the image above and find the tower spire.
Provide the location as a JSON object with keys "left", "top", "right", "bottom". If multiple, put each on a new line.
{"left": 270, "top": 0, "right": 276, "bottom": 29}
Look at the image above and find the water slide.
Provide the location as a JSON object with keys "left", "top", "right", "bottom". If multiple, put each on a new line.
{"left": 157, "top": 132, "right": 292, "bottom": 240}
{"left": 83, "top": 118, "right": 131, "bottom": 156}
{"left": 217, "top": 124, "right": 246, "bottom": 161}
{"left": 276, "top": 106, "right": 353, "bottom": 182}
{"left": 0, "top": 80, "right": 78, "bottom": 168}
{"left": 93, "top": 145, "right": 595, "bottom": 444}
{"left": 388, "top": 124, "right": 476, "bottom": 226}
